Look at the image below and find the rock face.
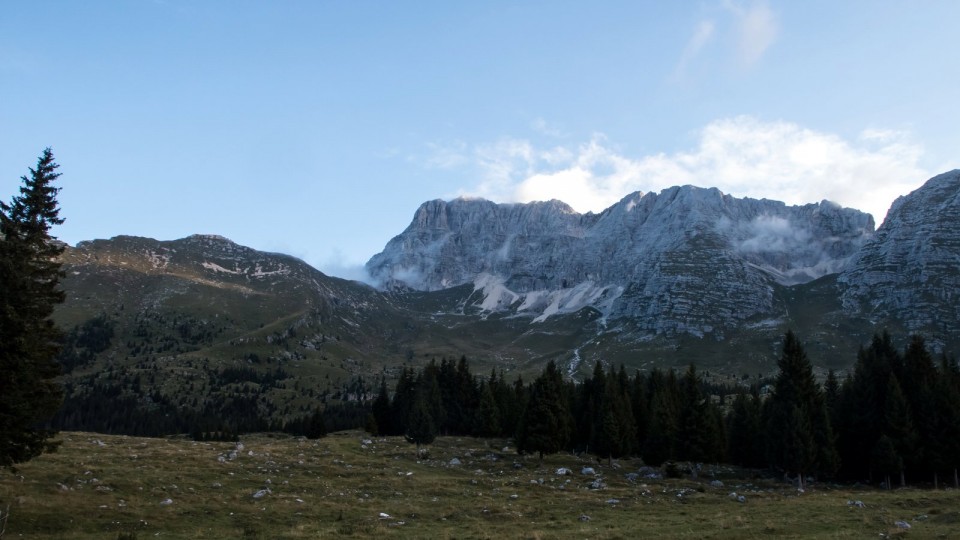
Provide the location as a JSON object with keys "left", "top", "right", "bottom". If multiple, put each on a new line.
{"left": 367, "top": 186, "right": 873, "bottom": 336}
{"left": 840, "top": 170, "right": 960, "bottom": 334}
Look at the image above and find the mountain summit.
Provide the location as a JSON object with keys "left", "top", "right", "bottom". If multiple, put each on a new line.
{"left": 840, "top": 169, "right": 960, "bottom": 335}
{"left": 367, "top": 186, "right": 873, "bottom": 336}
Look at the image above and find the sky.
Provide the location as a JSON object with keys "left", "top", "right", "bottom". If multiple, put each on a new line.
{"left": 2, "top": 1, "right": 958, "bottom": 281}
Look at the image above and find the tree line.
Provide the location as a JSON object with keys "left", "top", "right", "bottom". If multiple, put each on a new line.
{"left": 372, "top": 331, "right": 960, "bottom": 488}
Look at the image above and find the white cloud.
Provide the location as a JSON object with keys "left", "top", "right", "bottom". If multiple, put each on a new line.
{"left": 672, "top": 20, "right": 716, "bottom": 78}
{"left": 316, "top": 248, "right": 376, "bottom": 284}
{"left": 530, "top": 117, "right": 568, "bottom": 138}
{"left": 671, "top": 1, "right": 777, "bottom": 78}
{"left": 724, "top": 0, "right": 778, "bottom": 66}
{"left": 444, "top": 116, "right": 930, "bottom": 225}
{"left": 423, "top": 140, "right": 469, "bottom": 169}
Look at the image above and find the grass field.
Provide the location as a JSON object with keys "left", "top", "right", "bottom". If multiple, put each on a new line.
{"left": 2, "top": 431, "right": 958, "bottom": 539}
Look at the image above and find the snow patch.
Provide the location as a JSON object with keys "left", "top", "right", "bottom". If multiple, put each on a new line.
{"left": 201, "top": 261, "right": 241, "bottom": 275}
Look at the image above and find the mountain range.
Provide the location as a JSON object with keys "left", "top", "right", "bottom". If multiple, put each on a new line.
{"left": 54, "top": 170, "right": 960, "bottom": 400}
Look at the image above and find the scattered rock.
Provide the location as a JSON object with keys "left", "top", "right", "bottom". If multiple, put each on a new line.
{"left": 362, "top": 439, "right": 373, "bottom": 445}
{"left": 581, "top": 467, "right": 596, "bottom": 476}
{"left": 556, "top": 467, "right": 573, "bottom": 476}
{"left": 449, "top": 458, "right": 462, "bottom": 466}
{"left": 579, "top": 514, "right": 591, "bottom": 522}
{"left": 847, "top": 500, "right": 866, "bottom": 508}
{"left": 588, "top": 479, "right": 606, "bottom": 490}
{"left": 379, "top": 512, "right": 391, "bottom": 519}
{"left": 159, "top": 498, "right": 173, "bottom": 506}
{"left": 710, "top": 480, "right": 724, "bottom": 488}
{"left": 252, "top": 489, "right": 271, "bottom": 499}
{"left": 624, "top": 473, "right": 640, "bottom": 483}
{"left": 606, "top": 498, "right": 620, "bottom": 505}
{"left": 510, "top": 494, "right": 519, "bottom": 500}
{"left": 737, "top": 495, "right": 746, "bottom": 503}
{"left": 894, "top": 521, "right": 911, "bottom": 530}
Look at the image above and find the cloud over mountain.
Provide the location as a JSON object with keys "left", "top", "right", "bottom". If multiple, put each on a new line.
{"left": 442, "top": 116, "right": 928, "bottom": 225}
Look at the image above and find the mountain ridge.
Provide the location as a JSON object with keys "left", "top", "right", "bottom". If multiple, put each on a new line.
{"left": 52, "top": 170, "right": 960, "bottom": 390}
{"left": 366, "top": 184, "right": 874, "bottom": 337}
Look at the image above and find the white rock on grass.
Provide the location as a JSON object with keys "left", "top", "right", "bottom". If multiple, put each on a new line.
{"left": 159, "top": 498, "right": 173, "bottom": 505}
{"left": 252, "top": 489, "right": 271, "bottom": 499}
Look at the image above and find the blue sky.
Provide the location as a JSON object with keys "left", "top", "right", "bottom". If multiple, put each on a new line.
{"left": 2, "top": 1, "right": 958, "bottom": 280}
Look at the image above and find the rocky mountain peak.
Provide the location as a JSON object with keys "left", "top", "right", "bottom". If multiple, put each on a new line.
{"left": 840, "top": 169, "right": 960, "bottom": 336}
{"left": 367, "top": 185, "right": 874, "bottom": 336}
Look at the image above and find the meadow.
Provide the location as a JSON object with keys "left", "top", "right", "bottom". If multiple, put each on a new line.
{"left": 2, "top": 431, "right": 958, "bottom": 539}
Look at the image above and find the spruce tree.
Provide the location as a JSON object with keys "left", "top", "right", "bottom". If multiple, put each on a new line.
{"left": 405, "top": 394, "right": 436, "bottom": 454}
{"left": 474, "top": 382, "right": 501, "bottom": 438}
{"left": 933, "top": 354, "right": 960, "bottom": 488}
{"left": 389, "top": 367, "right": 416, "bottom": 436}
{"left": 726, "top": 391, "right": 763, "bottom": 467}
{"left": 371, "top": 377, "right": 391, "bottom": 436}
{"left": 304, "top": 408, "right": 327, "bottom": 439}
{"left": 516, "top": 361, "right": 572, "bottom": 461}
{"left": 763, "top": 331, "right": 837, "bottom": 488}
{"left": 882, "top": 375, "right": 914, "bottom": 487}
{"left": 0, "top": 148, "right": 66, "bottom": 469}
{"left": 595, "top": 367, "right": 636, "bottom": 461}
{"left": 643, "top": 375, "right": 678, "bottom": 466}
{"left": 675, "top": 364, "right": 714, "bottom": 465}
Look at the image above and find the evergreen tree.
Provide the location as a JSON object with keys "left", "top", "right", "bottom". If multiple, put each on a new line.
{"left": 453, "top": 355, "right": 479, "bottom": 434}
{"left": 675, "top": 364, "right": 715, "bottom": 464}
{"left": 390, "top": 367, "right": 416, "bottom": 436}
{"left": 933, "top": 354, "right": 960, "bottom": 488}
{"left": 304, "top": 408, "right": 327, "bottom": 439}
{"left": 630, "top": 370, "right": 649, "bottom": 451}
{"left": 726, "top": 391, "right": 763, "bottom": 467}
{"left": 371, "top": 377, "right": 391, "bottom": 436}
{"left": 642, "top": 372, "right": 679, "bottom": 466}
{"left": 870, "top": 434, "right": 899, "bottom": 489}
{"left": 516, "top": 361, "right": 572, "bottom": 461}
{"left": 0, "top": 148, "right": 66, "bottom": 469}
{"left": 899, "top": 336, "right": 938, "bottom": 482}
{"left": 578, "top": 361, "right": 606, "bottom": 454}
{"left": 763, "top": 331, "right": 837, "bottom": 488}
{"left": 823, "top": 369, "right": 841, "bottom": 422}
{"left": 404, "top": 394, "right": 436, "bottom": 454}
{"left": 417, "top": 363, "right": 446, "bottom": 432}
{"left": 882, "top": 375, "right": 914, "bottom": 487}
{"left": 594, "top": 367, "right": 636, "bottom": 461}
{"left": 474, "top": 382, "right": 501, "bottom": 438}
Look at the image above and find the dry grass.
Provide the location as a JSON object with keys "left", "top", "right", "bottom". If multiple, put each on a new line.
{"left": 2, "top": 431, "right": 958, "bottom": 538}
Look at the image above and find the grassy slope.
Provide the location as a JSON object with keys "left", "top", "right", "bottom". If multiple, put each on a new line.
{"left": 2, "top": 432, "right": 958, "bottom": 539}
